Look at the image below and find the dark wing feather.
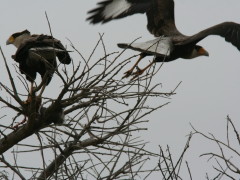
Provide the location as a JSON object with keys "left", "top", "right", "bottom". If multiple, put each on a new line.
{"left": 146, "top": 0, "right": 181, "bottom": 37}
{"left": 15, "top": 35, "right": 71, "bottom": 64}
{"left": 34, "top": 35, "right": 72, "bottom": 64}
{"left": 13, "top": 34, "right": 71, "bottom": 84}
{"left": 19, "top": 60, "right": 37, "bottom": 83}
{"left": 14, "top": 38, "right": 51, "bottom": 83}
{"left": 87, "top": 0, "right": 182, "bottom": 37}
{"left": 176, "top": 22, "right": 240, "bottom": 50}
{"left": 87, "top": 0, "right": 151, "bottom": 24}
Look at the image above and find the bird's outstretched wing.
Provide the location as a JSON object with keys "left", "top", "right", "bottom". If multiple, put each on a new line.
{"left": 145, "top": 0, "right": 181, "bottom": 37}
{"left": 176, "top": 22, "right": 240, "bottom": 50}
{"left": 87, "top": 0, "right": 151, "bottom": 24}
{"left": 87, "top": 0, "right": 181, "bottom": 37}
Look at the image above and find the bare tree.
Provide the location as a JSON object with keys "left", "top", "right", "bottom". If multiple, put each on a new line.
{"left": 158, "top": 133, "right": 193, "bottom": 180}
{"left": 0, "top": 32, "right": 176, "bottom": 179}
{"left": 192, "top": 116, "right": 240, "bottom": 180}
{"left": 1, "top": 26, "right": 238, "bottom": 180}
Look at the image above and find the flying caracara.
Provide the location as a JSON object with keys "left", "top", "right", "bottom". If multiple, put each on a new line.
{"left": 87, "top": 0, "right": 240, "bottom": 79}
{"left": 6, "top": 30, "right": 72, "bottom": 103}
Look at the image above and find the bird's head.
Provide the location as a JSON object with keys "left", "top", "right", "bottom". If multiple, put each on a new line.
{"left": 192, "top": 45, "right": 209, "bottom": 58}
{"left": 6, "top": 29, "right": 31, "bottom": 48}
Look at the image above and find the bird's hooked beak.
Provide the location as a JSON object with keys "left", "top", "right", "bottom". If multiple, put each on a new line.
{"left": 6, "top": 36, "right": 14, "bottom": 45}
{"left": 198, "top": 47, "right": 209, "bottom": 57}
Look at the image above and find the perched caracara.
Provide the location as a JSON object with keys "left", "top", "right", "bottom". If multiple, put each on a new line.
{"left": 88, "top": 0, "right": 240, "bottom": 79}
{"left": 6, "top": 30, "right": 71, "bottom": 102}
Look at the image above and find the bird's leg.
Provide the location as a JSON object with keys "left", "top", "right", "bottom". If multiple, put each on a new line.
{"left": 131, "top": 61, "right": 155, "bottom": 80}
{"left": 123, "top": 54, "right": 145, "bottom": 78}
{"left": 24, "top": 82, "right": 34, "bottom": 104}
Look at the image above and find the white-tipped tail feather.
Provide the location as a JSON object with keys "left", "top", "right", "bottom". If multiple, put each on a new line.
{"left": 118, "top": 37, "right": 173, "bottom": 56}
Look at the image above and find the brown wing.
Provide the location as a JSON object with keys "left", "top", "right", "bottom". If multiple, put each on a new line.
{"left": 146, "top": 0, "right": 182, "bottom": 37}
{"left": 87, "top": 0, "right": 182, "bottom": 37}
{"left": 176, "top": 22, "right": 240, "bottom": 50}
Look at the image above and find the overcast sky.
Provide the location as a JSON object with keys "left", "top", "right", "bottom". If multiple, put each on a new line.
{"left": 1, "top": 0, "right": 240, "bottom": 179}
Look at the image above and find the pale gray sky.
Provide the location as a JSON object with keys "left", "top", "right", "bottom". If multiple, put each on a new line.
{"left": 1, "top": 0, "right": 240, "bottom": 179}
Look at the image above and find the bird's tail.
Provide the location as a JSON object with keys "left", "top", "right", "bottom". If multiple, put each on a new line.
{"left": 57, "top": 51, "right": 72, "bottom": 64}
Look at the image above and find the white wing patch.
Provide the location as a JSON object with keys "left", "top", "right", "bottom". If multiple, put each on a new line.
{"left": 103, "top": 0, "right": 131, "bottom": 19}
